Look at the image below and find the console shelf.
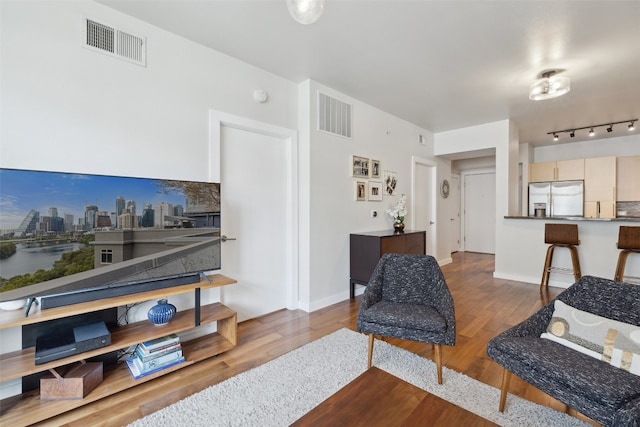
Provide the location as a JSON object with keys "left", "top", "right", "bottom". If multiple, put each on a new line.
{"left": 0, "top": 274, "right": 237, "bottom": 426}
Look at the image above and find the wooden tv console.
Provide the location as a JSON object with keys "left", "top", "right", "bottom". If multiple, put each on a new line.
{"left": 0, "top": 274, "right": 237, "bottom": 426}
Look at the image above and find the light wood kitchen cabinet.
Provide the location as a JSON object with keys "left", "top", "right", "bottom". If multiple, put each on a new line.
{"left": 529, "top": 159, "right": 584, "bottom": 182}
{"left": 584, "top": 156, "right": 616, "bottom": 218}
{"left": 617, "top": 155, "right": 640, "bottom": 201}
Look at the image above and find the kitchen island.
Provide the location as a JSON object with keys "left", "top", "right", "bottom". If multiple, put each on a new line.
{"left": 495, "top": 216, "right": 640, "bottom": 288}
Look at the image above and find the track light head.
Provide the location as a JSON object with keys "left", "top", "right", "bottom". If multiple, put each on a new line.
{"left": 570, "top": 130, "right": 575, "bottom": 138}
{"left": 607, "top": 125, "right": 613, "bottom": 133}
{"left": 629, "top": 121, "right": 636, "bottom": 131}
{"left": 589, "top": 128, "right": 595, "bottom": 136}
{"left": 553, "top": 133, "right": 559, "bottom": 141}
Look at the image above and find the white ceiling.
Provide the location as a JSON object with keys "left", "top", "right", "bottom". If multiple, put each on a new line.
{"left": 98, "top": 0, "right": 640, "bottom": 147}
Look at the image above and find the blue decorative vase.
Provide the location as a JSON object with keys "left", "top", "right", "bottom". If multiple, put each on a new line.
{"left": 147, "top": 299, "right": 177, "bottom": 326}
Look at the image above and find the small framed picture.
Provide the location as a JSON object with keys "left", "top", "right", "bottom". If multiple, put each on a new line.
{"left": 352, "top": 155, "right": 370, "bottom": 178}
{"left": 370, "top": 160, "right": 380, "bottom": 178}
{"left": 384, "top": 170, "right": 397, "bottom": 196}
{"left": 355, "top": 181, "right": 366, "bottom": 201}
{"left": 368, "top": 181, "right": 383, "bottom": 201}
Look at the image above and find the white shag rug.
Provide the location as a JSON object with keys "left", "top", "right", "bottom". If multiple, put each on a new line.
{"left": 128, "top": 328, "right": 589, "bottom": 427}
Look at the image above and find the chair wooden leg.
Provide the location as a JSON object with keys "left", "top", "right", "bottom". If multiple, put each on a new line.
{"left": 367, "top": 334, "right": 374, "bottom": 369}
{"left": 499, "top": 368, "right": 511, "bottom": 412}
{"left": 434, "top": 344, "right": 443, "bottom": 384}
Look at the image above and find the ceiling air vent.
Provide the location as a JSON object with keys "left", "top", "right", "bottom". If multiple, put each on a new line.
{"left": 84, "top": 18, "right": 146, "bottom": 67}
{"left": 318, "top": 92, "right": 352, "bottom": 139}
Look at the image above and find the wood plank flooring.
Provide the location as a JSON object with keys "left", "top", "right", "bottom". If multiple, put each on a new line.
{"left": 36, "top": 252, "right": 597, "bottom": 426}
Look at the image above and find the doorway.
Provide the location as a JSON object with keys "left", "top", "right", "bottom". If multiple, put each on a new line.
{"left": 411, "top": 156, "right": 437, "bottom": 257}
{"left": 210, "top": 111, "right": 298, "bottom": 321}
{"left": 450, "top": 174, "right": 461, "bottom": 253}
{"left": 462, "top": 170, "right": 496, "bottom": 254}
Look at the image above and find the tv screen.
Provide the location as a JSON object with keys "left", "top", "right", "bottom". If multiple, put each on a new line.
{"left": 0, "top": 168, "right": 221, "bottom": 304}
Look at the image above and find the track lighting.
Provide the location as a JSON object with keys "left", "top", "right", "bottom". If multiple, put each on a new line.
{"left": 547, "top": 118, "right": 637, "bottom": 141}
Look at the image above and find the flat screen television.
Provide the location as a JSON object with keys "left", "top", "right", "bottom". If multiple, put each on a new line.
{"left": 0, "top": 168, "right": 221, "bottom": 308}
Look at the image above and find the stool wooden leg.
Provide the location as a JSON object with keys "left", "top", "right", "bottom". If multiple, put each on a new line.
{"left": 540, "top": 245, "right": 556, "bottom": 292}
{"left": 568, "top": 245, "right": 582, "bottom": 282}
{"left": 499, "top": 368, "right": 511, "bottom": 412}
{"left": 615, "top": 250, "right": 631, "bottom": 282}
{"left": 367, "top": 334, "right": 374, "bottom": 369}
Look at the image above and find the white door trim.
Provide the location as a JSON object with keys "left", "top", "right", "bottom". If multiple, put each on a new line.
{"left": 209, "top": 110, "right": 299, "bottom": 309}
{"left": 460, "top": 167, "right": 495, "bottom": 253}
{"left": 411, "top": 156, "right": 438, "bottom": 258}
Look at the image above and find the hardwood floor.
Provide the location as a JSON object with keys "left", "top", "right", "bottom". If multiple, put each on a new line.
{"left": 38, "top": 252, "right": 596, "bottom": 426}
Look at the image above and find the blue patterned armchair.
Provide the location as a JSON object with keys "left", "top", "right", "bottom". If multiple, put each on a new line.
{"left": 356, "top": 253, "right": 456, "bottom": 384}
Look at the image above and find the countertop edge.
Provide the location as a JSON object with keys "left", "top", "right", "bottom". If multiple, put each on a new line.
{"left": 504, "top": 216, "right": 640, "bottom": 222}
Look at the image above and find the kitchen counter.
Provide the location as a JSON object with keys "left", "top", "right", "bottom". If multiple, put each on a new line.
{"left": 504, "top": 216, "right": 640, "bottom": 222}
{"left": 496, "top": 216, "right": 640, "bottom": 289}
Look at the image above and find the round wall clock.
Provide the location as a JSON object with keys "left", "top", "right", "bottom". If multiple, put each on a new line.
{"left": 440, "top": 179, "right": 450, "bottom": 198}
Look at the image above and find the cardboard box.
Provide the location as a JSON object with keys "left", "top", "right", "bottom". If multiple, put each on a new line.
{"left": 40, "top": 361, "right": 103, "bottom": 400}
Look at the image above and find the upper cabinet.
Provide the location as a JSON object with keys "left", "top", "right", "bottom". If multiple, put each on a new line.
{"left": 617, "top": 155, "right": 640, "bottom": 202}
{"left": 529, "top": 159, "right": 584, "bottom": 182}
{"left": 584, "top": 156, "right": 617, "bottom": 219}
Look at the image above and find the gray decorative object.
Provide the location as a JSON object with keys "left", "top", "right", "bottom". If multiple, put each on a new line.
{"left": 357, "top": 253, "right": 456, "bottom": 384}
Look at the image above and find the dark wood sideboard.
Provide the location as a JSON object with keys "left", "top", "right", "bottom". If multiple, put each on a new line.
{"left": 349, "top": 230, "right": 426, "bottom": 298}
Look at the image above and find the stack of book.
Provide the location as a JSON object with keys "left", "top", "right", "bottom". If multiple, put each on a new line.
{"left": 126, "top": 333, "right": 184, "bottom": 379}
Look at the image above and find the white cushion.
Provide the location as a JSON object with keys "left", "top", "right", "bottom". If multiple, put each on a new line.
{"left": 541, "top": 300, "right": 640, "bottom": 376}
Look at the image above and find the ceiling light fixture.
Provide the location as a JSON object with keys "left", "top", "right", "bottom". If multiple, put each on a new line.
{"left": 529, "top": 70, "right": 571, "bottom": 101}
{"left": 287, "top": 0, "right": 325, "bottom": 25}
{"left": 547, "top": 118, "right": 637, "bottom": 141}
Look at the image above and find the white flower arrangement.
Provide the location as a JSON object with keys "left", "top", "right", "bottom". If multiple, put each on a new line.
{"left": 386, "top": 194, "right": 407, "bottom": 224}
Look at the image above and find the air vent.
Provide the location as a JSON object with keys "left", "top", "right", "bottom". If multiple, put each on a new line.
{"left": 84, "top": 18, "right": 146, "bottom": 66}
{"left": 318, "top": 92, "right": 352, "bottom": 138}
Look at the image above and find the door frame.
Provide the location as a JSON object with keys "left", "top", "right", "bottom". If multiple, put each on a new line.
{"left": 460, "top": 167, "right": 495, "bottom": 253}
{"left": 209, "top": 110, "right": 299, "bottom": 309}
{"left": 411, "top": 156, "right": 438, "bottom": 258}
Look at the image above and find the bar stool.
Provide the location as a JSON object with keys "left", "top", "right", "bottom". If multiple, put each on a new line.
{"left": 540, "top": 223, "right": 581, "bottom": 292}
{"left": 614, "top": 226, "right": 640, "bottom": 283}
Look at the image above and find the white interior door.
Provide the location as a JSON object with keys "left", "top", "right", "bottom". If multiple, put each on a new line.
{"left": 412, "top": 157, "right": 437, "bottom": 256}
{"left": 463, "top": 172, "right": 496, "bottom": 254}
{"left": 450, "top": 174, "right": 461, "bottom": 253}
{"left": 219, "top": 125, "right": 289, "bottom": 321}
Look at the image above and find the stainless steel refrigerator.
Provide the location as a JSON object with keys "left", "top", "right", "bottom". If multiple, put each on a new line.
{"left": 528, "top": 180, "right": 584, "bottom": 217}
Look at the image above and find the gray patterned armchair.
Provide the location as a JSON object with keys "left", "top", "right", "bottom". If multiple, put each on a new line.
{"left": 487, "top": 276, "right": 640, "bottom": 427}
{"left": 357, "top": 253, "right": 456, "bottom": 384}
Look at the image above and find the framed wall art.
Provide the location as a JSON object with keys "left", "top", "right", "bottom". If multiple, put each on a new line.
{"left": 351, "top": 155, "right": 370, "bottom": 178}
{"left": 355, "top": 180, "right": 367, "bottom": 201}
{"left": 370, "top": 159, "right": 381, "bottom": 178}
{"left": 368, "top": 180, "right": 383, "bottom": 201}
{"left": 384, "top": 170, "right": 397, "bottom": 195}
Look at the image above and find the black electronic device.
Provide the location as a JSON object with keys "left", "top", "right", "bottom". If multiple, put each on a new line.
{"left": 34, "top": 321, "right": 111, "bottom": 365}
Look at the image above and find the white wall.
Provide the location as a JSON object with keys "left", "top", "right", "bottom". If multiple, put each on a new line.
{"left": 0, "top": 0, "right": 297, "bottom": 180}
{"left": 533, "top": 134, "right": 640, "bottom": 162}
{"left": 298, "top": 81, "right": 444, "bottom": 311}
